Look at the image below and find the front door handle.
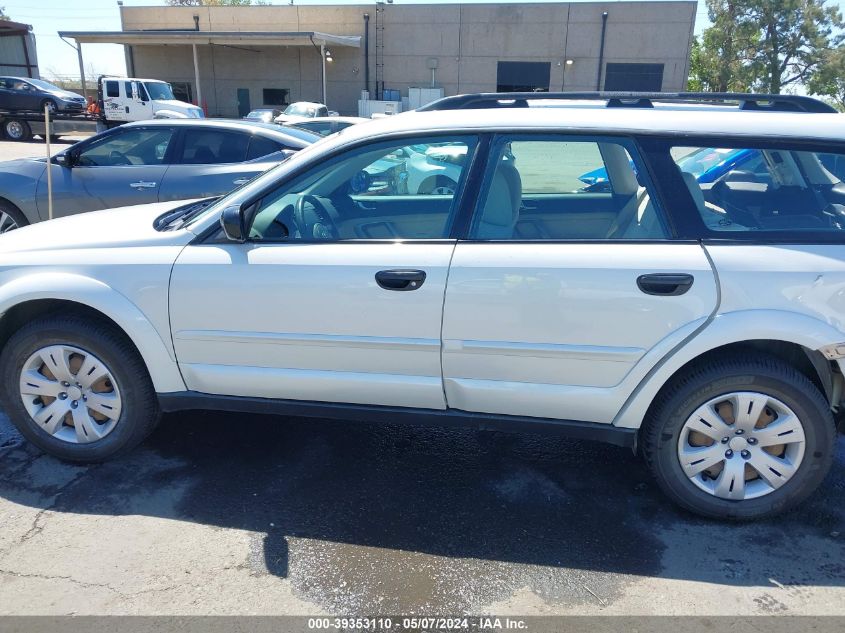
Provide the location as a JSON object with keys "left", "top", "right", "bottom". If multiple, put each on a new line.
{"left": 375, "top": 269, "right": 426, "bottom": 291}
{"left": 233, "top": 177, "right": 250, "bottom": 186}
{"left": 637, "top": 273, "right": 694, "bottom": 296}
{"left": 129, "top": 181, "right": 157, "bottom": 190}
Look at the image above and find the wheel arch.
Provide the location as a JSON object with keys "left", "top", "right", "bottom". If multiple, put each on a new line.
{"left": 0, "top": 274, "right": 185, "bottom": 393}
{"left": 614, "top": 309, "right": 845, "bottom": 431}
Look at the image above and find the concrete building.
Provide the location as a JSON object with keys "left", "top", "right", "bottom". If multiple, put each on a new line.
{"left": 60, "top": 2, "right": 696, "bottom": 117}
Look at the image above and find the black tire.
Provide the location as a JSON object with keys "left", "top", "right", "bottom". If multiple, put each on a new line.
{"left": 41, "top": 99, "right": 58, "bottom": 115}
{"left": 420, "top": 176, "right": 457, "bottom": 195}
{"left": 0, "top": 200, "right": 28, "bottom": 233}
{"left": 3, "top": 118, "right": 31, "bottom": 142}
{"left": 641, "top": 353, "right": 835, "bottom": 520}
{"left": 0, "top": 314, "right": 161, "bottom": 462}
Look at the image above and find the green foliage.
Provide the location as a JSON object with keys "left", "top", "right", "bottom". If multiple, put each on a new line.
{"left": 691, "top": 0, "right": 843, "bottom": 94}
{"left": 807, "top": 46, "right": 845, "bottom": 109}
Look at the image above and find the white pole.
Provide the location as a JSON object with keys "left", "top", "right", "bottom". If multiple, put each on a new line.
{"left": 44, "top": 104, "right": 53, "bottom": 221}
{"left": 320, "top": 43, "right": 327, "bottom": 105}
{"left": 192, "top": 43, "right": 203, "bottom": 108}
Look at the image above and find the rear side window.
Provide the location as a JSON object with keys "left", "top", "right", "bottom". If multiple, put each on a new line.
{"left": 105, "top": 81, "right": 119, "bottom": 98}
{"left": 246, "top": 135, "right": 284, "bottom": 160}
{"left": 469, "top": 135, "right": 668, "bottom": 240}
{"left": 179, "top": 129, "right": 250, "bottom": 164}
{"left": 672, "top": 145, "right": 845, "bottom": 234}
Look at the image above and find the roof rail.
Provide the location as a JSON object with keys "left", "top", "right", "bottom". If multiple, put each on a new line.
{"left": 417, "top": 91, "right": 837, "bottom": 114}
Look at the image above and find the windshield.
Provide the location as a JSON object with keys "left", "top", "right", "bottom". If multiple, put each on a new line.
{"left": 28, "top": 78, "right": 62, "bottom": 92}
{"left": 144, "top": 81, "right": 175, "bottom": 101}
{"left": 284, "top": 103, "right": 317, "bottom": 117}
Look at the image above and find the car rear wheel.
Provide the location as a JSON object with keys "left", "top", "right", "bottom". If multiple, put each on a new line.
{"left": 3, "top": 119, "right": 31, "bottom": 142}
{"left": 0, "top": 314, "right": 161, "bottom": 462}
{"left": 641, "top": 353, "right": 835, "bottom": 520}
{"left": 0, "top": 201, "right": 27, "bottom": 233}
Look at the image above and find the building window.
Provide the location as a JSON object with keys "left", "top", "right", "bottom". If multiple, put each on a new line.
{"left": 170, "top": 82, "right": 193, "bottom": 104}
{"left": 496, "top": 62, "right": 550, "bottom": 93}
{"left": 263, "top": 88, "right": 290, "bottom": 106}
{"left": 604, "top": 63, "right": 664, "bottom": 91}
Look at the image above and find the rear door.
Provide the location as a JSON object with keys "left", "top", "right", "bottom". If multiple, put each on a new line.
{"left": 158, "top": 128, "right": 289, "bottom": 201}
{"left": 441, "top": 134, "right": 719, "bottom": 423}
{"left": 36, "top": 125, "right": 175, "bottom": 217}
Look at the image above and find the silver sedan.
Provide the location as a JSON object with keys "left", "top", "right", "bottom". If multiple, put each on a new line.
{"left": 0, "top": 118, "right": 320, "bottom": 232}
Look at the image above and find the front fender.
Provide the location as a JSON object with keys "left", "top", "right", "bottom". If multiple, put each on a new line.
{"left": 613, "top": 309, "right": 845, "bottom": 429}
{"left": 0, "top": 272, "right": 185, "bottom": 393}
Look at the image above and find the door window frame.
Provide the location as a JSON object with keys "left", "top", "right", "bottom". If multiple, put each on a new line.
{"left": 199, "top": 132, "right": 488, "bottom": 245}
{"left": 71, "top": 125, "right": 179, "bottom": 168}
{"left": 460, "top": 132, "right": 677, "bottom": 243}
{"left": 641, "top": 134, "right": 845, "bottom": 244}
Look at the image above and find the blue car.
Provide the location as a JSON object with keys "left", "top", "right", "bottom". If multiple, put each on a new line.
{"left": 578, "top": 147, "right": 760, "bottom": 190}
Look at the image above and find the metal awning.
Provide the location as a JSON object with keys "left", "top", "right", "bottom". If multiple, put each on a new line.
{"left": 57, "top": 30, "right": 359, "bottom": 110}
{"left": 57, "top": 30, "right": 360, "bottom": 48}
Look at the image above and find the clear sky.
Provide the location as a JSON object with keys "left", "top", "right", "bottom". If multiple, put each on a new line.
{"left": 6, "top": 0, "right": 845, "bottom": 82}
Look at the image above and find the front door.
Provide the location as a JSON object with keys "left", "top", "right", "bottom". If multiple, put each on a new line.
{"left": 237, "top": 88, "right": 251, "bottom": 118}
{"left": 169, "top": 134, "right": 480, "bottom": 409}
{"left": 441, "top": 134, "right": 719, "bottom": 423}
{"left": 36, "top": 125, "right": 175, "bottom": 217}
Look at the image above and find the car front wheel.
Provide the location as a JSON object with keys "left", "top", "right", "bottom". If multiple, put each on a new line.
{"left": 0, "top": 314, "right": 161, "bottom": 462}
{"left": 642, "top": 354, "right": 835, "bottom": 520}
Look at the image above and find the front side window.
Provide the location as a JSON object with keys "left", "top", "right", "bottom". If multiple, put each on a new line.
{"left": 672, "top": 145, "right": 845, "bottom": 233}
{"left": 76, "top": 128, "right": 175, "bottom": 167}
{"left": 469, "top": 136, "right": 667, "bottom": 240}
{"left": 179, "top": 129, "right": 250, "bottom": 164}
{"left": 246, "top": 136, "right": 478, "bottom": 241}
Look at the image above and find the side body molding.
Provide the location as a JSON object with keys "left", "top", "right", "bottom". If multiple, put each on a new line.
{"left": 613, "top": 309, "right": 845, "bottom": 429}
{"left": 0, "top": 272, "right": 185, "bottom": 393}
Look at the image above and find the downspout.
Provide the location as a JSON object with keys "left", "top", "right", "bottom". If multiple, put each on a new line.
{"left": 596, "top": 11, "right": 608, "bottom": 91}
{"left": 363, "top": 13, "right": 370, "bottom": 94}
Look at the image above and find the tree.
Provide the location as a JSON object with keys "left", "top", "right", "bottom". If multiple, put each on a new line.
{"left": 0, "top": 6, "right": 11, "bottom": 20}
{"left": 808, "top": 46, "right": 845, "bottom": 109}
{"left": 745, "top": 0, "right": 843, "bottom": 94}
{"left": 692, "top": 0, "right": 842, "bottom": 94}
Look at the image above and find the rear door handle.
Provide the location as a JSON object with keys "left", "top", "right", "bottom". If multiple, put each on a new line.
{"left": 233, "top": 178, "right": 250, "bottom": 186}
{"left": 375, "top": 269, "right": 426, "bottom": 291}
{"left": 129, "top": 181, "right": 157, "bottom": 190}
{"left": 637, "top": 273, "right": 694, "bottom": 296}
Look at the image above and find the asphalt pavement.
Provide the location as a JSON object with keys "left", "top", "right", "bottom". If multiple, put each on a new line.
{"left": 0, "top": 406, "right": 843, "bottom": 615}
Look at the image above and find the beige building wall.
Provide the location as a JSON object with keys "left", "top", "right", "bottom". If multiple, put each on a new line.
{"left": 120, "top": 2, "right": 695, "bottom": 116}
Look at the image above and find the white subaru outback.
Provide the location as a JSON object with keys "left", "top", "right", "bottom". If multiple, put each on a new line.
{"left": 1, "top": 92, "right": 843, "bottom": 520}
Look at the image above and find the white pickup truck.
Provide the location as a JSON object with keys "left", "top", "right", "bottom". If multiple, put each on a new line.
{"left": 1, "top": 76, "right": 204, "bottom": 141}
{"left": 99, "top": 77, "right": 204, "bottom": 123}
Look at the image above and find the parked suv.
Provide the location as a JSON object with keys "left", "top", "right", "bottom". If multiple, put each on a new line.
{"left": 0, "top": 92, "right": 843, "bottom": 520}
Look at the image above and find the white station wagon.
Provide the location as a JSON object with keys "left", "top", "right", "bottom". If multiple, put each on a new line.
{"left": 1, "top": 92, "right": 844, "bottom": 520}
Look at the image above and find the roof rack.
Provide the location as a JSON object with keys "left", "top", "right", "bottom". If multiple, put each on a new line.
{"left": 417, "top": 91, "right": 837, "bottom": 114}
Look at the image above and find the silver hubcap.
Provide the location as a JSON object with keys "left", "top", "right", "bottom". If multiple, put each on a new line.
{"left": 44, "top": 101, "right": 56, "bottom": 113}
{"left": 677, "top": 391, "right": 805, "bottom": 501}
{"left": 5, "top": 121, "right": 24, "bottom": 139}
{"left": 0, "top": 211, "right": 18, "bottom": 233}
{"left": 19, "top": 345, "right": 122, "bottom": 444}
{"left": 431, "top": 185, "right": 455, "bottom": 195}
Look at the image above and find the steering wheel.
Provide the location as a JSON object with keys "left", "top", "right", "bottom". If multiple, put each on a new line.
{"left": 108, "top": 150, "right": 131, "bottom": 166}
{"left": 294, "top": 195, "right": 338, "bottom": 240}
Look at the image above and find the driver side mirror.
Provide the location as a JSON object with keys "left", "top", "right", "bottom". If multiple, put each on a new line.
{"left": 220, "top": 204, "right": 247, "bottom": 242}
{"left": 54, "top": 151, "right": 76, "bottom": 168}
